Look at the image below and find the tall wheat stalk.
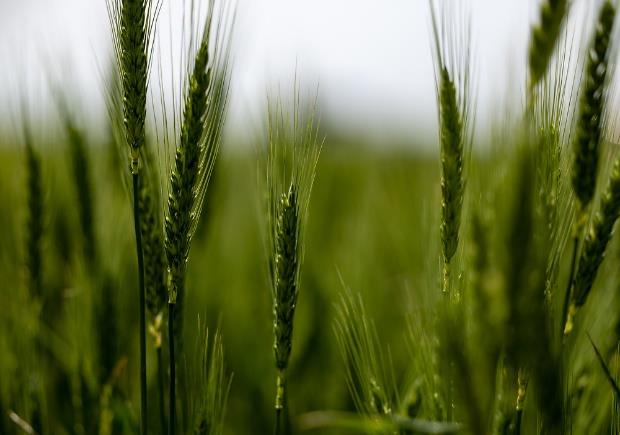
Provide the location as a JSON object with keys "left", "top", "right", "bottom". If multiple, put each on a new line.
{"left": 429, "top": 0, "right": 474, "bottom": 298}
{"left": 107, "top": 0, "right": 159, "bottom": 432}
{"left": 162, "top": 2, "right": 233, "bottom": 432}
{"left": 266, "top": 88, "right": 321, "bottom": 435}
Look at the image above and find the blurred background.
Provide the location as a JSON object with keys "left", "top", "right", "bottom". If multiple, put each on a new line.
{"left": 0, "top": 0, "right": 542, "bottom": 147}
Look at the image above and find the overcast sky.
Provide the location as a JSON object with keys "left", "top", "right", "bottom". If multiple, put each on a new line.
{"left": 0, "top": 1, "right": 587, "bottom": 146}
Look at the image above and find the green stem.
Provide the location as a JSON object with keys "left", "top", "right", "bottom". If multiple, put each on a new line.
{"left": 274, "top": 370, "right": 290, "bottom": 435}
{"left": 561, "top": 209, "right": 586, "bottom": 340}
{"left": 157, "top": 345, "right": 166, "bottom": 434}
{"left": 560, "top": 236, "right": 577, "bottom": 339}
{"left": 168, "top": 302, "right": 176, "bottom": 435}
{"left": 514, "top": 409, "right": 523, "bottom": 435}
{"left": 132, "top": 173, "right": 148, "bottom": 435}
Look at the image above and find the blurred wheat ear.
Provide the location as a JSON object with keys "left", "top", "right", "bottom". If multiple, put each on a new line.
{"left": 334, "top": 288, "right": 393, "bottom": 417}
{"left": 504, "top": 144, "right": 563, "bottom": 434}
{"left": 564, "top": 0, "right": 617, "bottom": 335}
{"left": 24, "top": 126, "right": 44, "bottom": 302}
{"left": 571, "top": 0, "right": 616, "bottom": 213}
{"left": 528, "top": 0, "right": 568, "bottom": 88}
{"left": 568, "top": 157, "right": 620, "bottom": 331}
{"left": 429, "top": 0, "right": 474, "bottom": 297}
{"left": 138, "top": 146, "right": 168, "bottom": 431}
{"left": 187, "top": 321, "right": 232, "bottom": 435}
{"left": 22, "top": 119, "right": 46, "bottom": 435}
{"left": 162, "top": 1, "right": 234, "bottom": 433}
{"left": 139, "top": 147, "right": 167, "bottom": 321}
{"left": 266, "top": 86, "right": 322, "bottom": 435}
{"left": 55, "top": 100, "right": 97, "bottom": 266}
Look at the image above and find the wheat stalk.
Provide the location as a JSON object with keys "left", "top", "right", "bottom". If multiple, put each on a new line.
{"left": 106, "top": 0, "right": 160, "bottom": 431}
{"left": 139, "top": 149, "right": 167, "bottom": 321}
{"left": 564, "top": 0, "right": 617, "bottom": 336}
{"left": 162, "top": 2, "right": 234, "bottom": 432}
{"left": 429, "top": 0, "right": 474, "bottom": 297}
{"left": 266, "top": 87, "right": 322, "bottom": 434}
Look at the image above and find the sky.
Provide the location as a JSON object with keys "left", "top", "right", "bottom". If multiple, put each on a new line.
{"left": 0, "top": 1, "right": 570, "bottom": 147}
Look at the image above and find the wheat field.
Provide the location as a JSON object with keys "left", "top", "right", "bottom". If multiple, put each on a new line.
{"left": 1, "top": 1, "right": 620, "bottom": 434}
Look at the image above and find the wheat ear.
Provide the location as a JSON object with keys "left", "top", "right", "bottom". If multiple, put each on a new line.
{"left": 107, "top": 0, "right": 159, "bottom": 432}
{"left": 564, "top": 0, "right": 617, "bottom": 335}
{"left": 429, "top": 0, "right": 474, "bottom": 297}
{"left": 528, "top": 0, "right": 568, "bottom": 88}
{"left": 267, "top": 88, "right": 322, "bottom": 434}
{"left": 163, "top": 3, "right": 234, "bottom": 432}
{"left": 571, "top": 0, "right": 616, "bottom": 211}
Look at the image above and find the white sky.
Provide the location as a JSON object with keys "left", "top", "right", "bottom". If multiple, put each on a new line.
{"left": 0, "top": 1, "right": 582, "bottom": 147}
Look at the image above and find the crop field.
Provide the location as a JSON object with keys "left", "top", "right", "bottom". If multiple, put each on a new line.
{"left": 1, "top": 0, "right": 620, "bottom": 434}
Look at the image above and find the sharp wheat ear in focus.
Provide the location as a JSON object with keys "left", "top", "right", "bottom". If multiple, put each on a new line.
{"left": 266, "top": 88, "right": 322, "bottom": 434}
{"left": 429, "top": 0, "right": 474, "bottom": 296}
{"left": 164, "top": 0, "right": 234, "bottom": 327}
{"left": 106, "top": 0, "right": 160, "bottom": 432}
{"left": 528, "top": 0, "right": 568, "bottom": 88}
{"left": 162, "top": 2, "right": 234, "bottom": 433}
{"left": 106, "top": 0, "right": 159, "bottom": 170}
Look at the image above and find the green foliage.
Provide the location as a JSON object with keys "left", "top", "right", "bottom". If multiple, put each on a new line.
{"left": 5, "top": 1, "right": 620, "bottom": 435}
